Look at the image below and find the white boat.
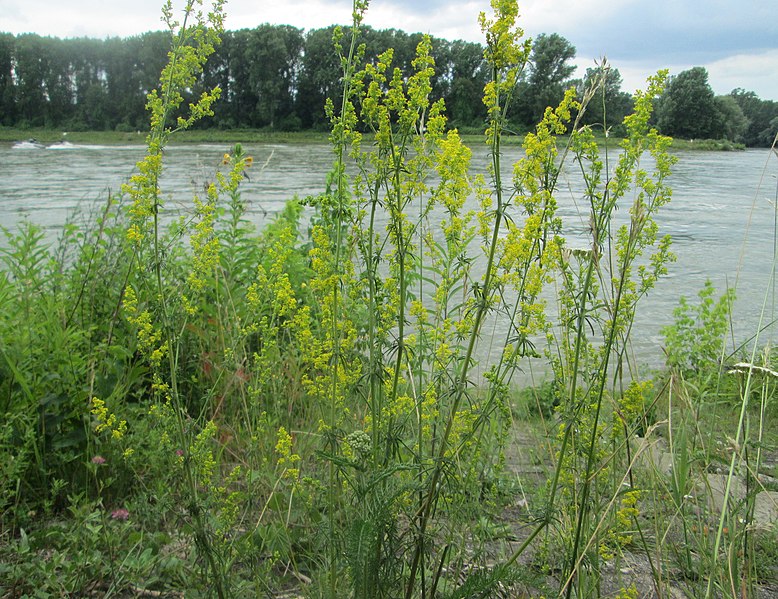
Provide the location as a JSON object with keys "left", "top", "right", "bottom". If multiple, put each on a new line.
{"left": 12, "top": 139, "right": 46, "bottom": 150}
{"left": 47, "top": 141, "right": 76, "bottom": 150}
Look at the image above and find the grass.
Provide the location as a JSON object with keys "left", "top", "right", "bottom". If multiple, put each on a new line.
{"left": 0, "top": 1, "right": 775, "bottom": 597}
{"left": 0, "top": 126, "right": 332, "bottom": 145}
{"left": 667, "top": 137, "right": 747, "bottom": 151}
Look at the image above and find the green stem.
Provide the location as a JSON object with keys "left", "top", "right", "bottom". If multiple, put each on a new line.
{"left": 405, "top": 63, "right": 506, "bottom": 599}
{"left": 367, "top": 181, "right": 381, "bottom": 467}
{"left": 389, "top": 143, "right": 407, "bottom": 410}
{"left": 326, "top": 10, "right": 363, "bottom": 595}
{"left": 144, "top": 5, "right": 228, "bottom": 596}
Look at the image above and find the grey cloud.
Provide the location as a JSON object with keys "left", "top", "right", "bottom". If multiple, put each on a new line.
{"left": 555, "top": 0, "right": 777, "bottom": 64}
{"left": 367, "top": 0, "right": 776, "bottom": 68}
{"left": 576, "top": 27, "right": 776, "bottom": 64}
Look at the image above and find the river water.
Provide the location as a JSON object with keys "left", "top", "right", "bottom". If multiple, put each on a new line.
{"left": 1, "top": 141, "right": 777, "bottom": 372}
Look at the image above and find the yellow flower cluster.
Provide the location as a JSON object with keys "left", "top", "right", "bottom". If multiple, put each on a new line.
{"left": 275, "top": 426, "right": 301, "bottom": 481}
{"left": 123, "top": 286, "right": 166, "bottom": 370}
{"left": 419, "top": 385, "right": 439, "bottom": 442}
{"left": 190, "top": 420, "right": 218, "bottom": 487}
{"left": 214, "top": 465, "right": 243, "bottom": 540}
{"left": 599, "top": 488, "right": 641, "bottom": 560}
{"left": 90, "top": 397, "right": 127, "bottom": 441}
{"left": 614, "top": 585, "right": 638, "bottom": 599}
{"left": 615, "top": 379, "right": 652, "bottom": 432}
{"left": 122, "top": 151, "right": 164, "bottom": 246}
{"left": 292, "top": 223, "right": 361, "bottom": 419}
{"left": 182, "top": 187, "right": 220, "bottom": 315}
{"left": 443, "top": 408, "right": 477, "bottom": 459}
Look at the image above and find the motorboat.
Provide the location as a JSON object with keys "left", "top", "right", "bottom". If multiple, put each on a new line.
{"left": 12, "top": 138, "right": 46, "bottom": 150}
{"left": 47, "top": 140, "right": 76, "bottom": 149}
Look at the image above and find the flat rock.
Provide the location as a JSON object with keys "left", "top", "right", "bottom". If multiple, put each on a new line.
{"left": 632, "top": 435, "right": 674, "bottom": 476}
{"left": 754, "top": 490, "right": 778, "bottom": 529}
{"left": 696, "top": 474, "right": 777, "bottom": 530}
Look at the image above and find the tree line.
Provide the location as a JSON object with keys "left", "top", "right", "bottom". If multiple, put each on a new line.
{"left": 1, "top": 25, "right": 776, "bottom": 146}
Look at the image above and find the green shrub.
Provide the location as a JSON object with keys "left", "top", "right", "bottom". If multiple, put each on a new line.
{"left": 662, "top": 279, "right": 735, "bottom": 373}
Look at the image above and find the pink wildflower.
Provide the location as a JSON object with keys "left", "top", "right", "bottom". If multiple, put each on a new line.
{"left": 91, "top": 455, "right": 106, "bottom": 465}
{"left": 110, "top": 508, "right": 130, "bottom": 521}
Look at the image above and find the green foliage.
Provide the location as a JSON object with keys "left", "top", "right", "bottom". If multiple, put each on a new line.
{"left": 714, "top": 94, "right": 749, "bottom": 142}
{"left": 542, "top": 68, "right": 676, "bottom": 598}
{"left": 513, "top": 32, "right": 577, "bottom": 127}
{"left": 730, "top": 88, "right": 778, "bottom": 147}
{"left": 662, "top": 279, "right": 735, "bottom": 373}
{"left": 0, "top": 497, "right": 185, "bottom": 596}
{"left": 754, "top": 529, "right": 778, "bottom": 584}
{"left": 657, "top": 66, "right": 720, "bottom": 139}
{"left": 441, "top": 563, "right": 525, "bottom": 599}
{"left": 243, "top": 25, "right": 304, "bottom": 128}
{"left": 576, "top": 61, "right": 634, "bottom": 136}
{"left": 0, "top": 221, "right": 103, "bottom": 511}
{"left": 5, "top": 19, "right": 768, "bottom": 145}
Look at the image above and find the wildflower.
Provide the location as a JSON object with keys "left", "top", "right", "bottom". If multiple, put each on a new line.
{"left": 344, "top": 430, "right": 372, "bottom": 463}
{"left": 110, "top": 508, "right": 130, "bottom": 521}
{"left": 91, "top": 455, "right": 106, "bottom": 465}
{"left": 275, "top": 426, "right": 300, "bottom": 468}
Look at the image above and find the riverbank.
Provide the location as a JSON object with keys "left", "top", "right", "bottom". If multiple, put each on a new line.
{"left": 0, "top": 127, "right": 332, "bottom": 145}
{"left": 1, "top": 126, "right": 746, "bottom": 150}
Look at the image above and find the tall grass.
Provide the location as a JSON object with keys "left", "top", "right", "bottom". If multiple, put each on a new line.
{"left": 1, "top": 0, "right": 777, "bottom": 597}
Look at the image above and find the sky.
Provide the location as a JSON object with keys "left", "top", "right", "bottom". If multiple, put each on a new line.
{"left": 2, "top": 0, "right": 777, "bottom": 101}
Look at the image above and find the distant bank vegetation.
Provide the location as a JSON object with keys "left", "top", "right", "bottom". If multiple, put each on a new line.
{"left": 0, "top": 25, "right": 776, "bottom": 146}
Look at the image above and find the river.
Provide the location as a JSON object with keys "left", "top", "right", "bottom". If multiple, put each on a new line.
{"left": 1, "top": 141, "right": 776, "bottom": 372}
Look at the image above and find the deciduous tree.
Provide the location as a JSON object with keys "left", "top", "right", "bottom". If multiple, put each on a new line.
{"left": 713, "top": 94, "right": 748, "bottom": 142}
{"left": 244, "top": 24, "right": 303, "bottom": 129}
{"left": 0, "top": 33, "right": 16, "bottom": 126}
{"left": 657, "top": 66, "right": 718, "bottom": 139}
{"left": 730, "top": 88, "right": 778, "bottom": 147}
{"left": 514, "top": 33, "right": 576, "bottom": 127}
{"left": 577, "top": 63, "right": 633, "bottom": 135}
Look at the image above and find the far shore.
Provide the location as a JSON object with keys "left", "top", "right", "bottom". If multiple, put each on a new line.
{"left": 0, "top": 127, "right": 746, "bottom": 151}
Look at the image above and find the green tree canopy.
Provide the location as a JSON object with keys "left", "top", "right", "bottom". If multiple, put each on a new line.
{"left": 244, "top": 24, "right": 304, "bottom": 129}
{"left": 296, "top": 26, "right": 342, "bottom": 129}
{"left": 0, "top": 32, "right": 16, "bottom": 125}
{"left": 729, "top": 88, "right": 778, "bottom": 147}
{"left": 576, "top": 63, "right": 633, "bottom": 135}
{"left": 657, "top": 66, "right": 719, "bottom": 139}
{"left": 514, "top": 33, "right": 576, "bottom": 127}
{"left": 713, "top": 94, "right": 748, "bottom": 142}
{"left": 1, "top": 24, "right": 774, "bottom": 143}
{"left": 441, "top": 39, "right": 488, "bottom": 128}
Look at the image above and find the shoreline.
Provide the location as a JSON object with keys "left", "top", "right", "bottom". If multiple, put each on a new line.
{"left": 0, "top": 126, "right": 746, "bottom": 151}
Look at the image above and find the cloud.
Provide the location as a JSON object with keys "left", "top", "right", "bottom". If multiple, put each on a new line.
{"left": 2, "top": 0, "right": 168, "bottom": 38}
{"left": 526, "top": 0, "right": 777, "bottom": 63}
{"left": 579, "top": 49, "right": 778, "bottom": 101}
{"left": 226, "top": 0, "right": 352, "bottom": 32}
{"left": 706, "top": 50, "right": 778, "bottom": 98}
{"left": 362, "top": 0, "right": 487, "bottom": 42}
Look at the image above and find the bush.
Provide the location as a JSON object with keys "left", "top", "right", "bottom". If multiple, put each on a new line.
{"left": 662, "top": 279, "right": 735, "bottom": 374}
